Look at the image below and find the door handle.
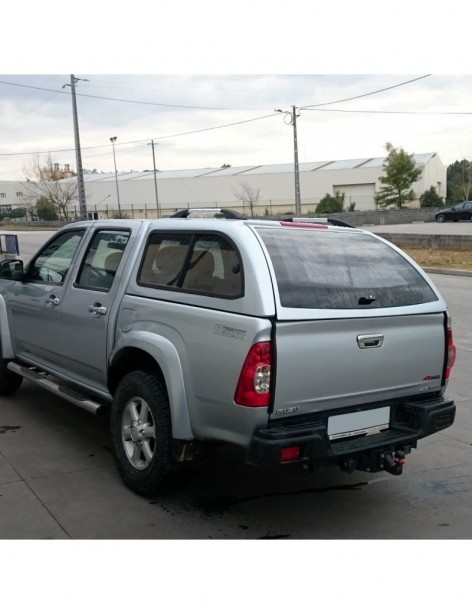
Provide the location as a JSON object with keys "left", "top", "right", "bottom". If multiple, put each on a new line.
{"left": 357, "top": 334, "right": 384, "bottom": 349}
{"left": 89, "top": 302, "right": 108, "bottom": 318}
{"left": 45, "top": 294, "right": 60, "bottom": 308}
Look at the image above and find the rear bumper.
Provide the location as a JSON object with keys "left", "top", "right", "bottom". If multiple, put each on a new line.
{"left": 246, "top": 397, "right": 456, "bottom": 473}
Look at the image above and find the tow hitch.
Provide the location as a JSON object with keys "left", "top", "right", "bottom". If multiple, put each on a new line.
{"left": 383, "top": 450, "right": 406, "bottom": 476}
{"left": 339, "top": 448, "right": 408, "bottom": 476}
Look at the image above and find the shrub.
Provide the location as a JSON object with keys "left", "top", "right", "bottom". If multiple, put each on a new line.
{"left": 316, "top": 191, "right": 345, "bottom": 214}
{"left": 420, "top": 186, "right": 444, "bottom": 208}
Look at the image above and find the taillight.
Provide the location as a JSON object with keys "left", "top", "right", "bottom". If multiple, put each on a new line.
{"left": 444, "top": 327, "right": 456, "bottom": 380}
{"left": 234, "top": 341, "right": 272, "bottom": 407}
{"left": 444, "top": 328, "right": 456, "bottom": 379}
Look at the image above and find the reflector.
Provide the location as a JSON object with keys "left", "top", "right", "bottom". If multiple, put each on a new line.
{"left": 280, "top": 446, "right": 301, "bottom": 462}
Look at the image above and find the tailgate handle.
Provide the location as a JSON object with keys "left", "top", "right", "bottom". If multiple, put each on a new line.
{"left": 357, "top": 334, "right": 384, "bottom": 349}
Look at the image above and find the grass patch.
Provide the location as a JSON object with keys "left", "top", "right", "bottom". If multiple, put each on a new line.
{"left": 403, "top": 247, "right": 472, "bottom": 271}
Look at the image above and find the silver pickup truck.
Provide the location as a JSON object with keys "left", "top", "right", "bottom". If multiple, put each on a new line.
{"left": 0, "top": 211, "right": 457, "bottom": 497}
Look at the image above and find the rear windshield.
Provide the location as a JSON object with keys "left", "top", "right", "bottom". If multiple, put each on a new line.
{"left": 257, "top": 227, "right": 438, "bottom": 309}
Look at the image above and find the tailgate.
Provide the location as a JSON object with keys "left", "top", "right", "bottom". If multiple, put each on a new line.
{"left": 271, "top": 313, "right": 446, "bottom": 420}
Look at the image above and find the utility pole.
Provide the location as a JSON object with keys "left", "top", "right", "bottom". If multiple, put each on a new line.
{"left": 148, "top": 139, "right": 160, "bottom": 218}
{"left": 275, "top": 106, "right": 302, "bottom": 216}
{"left": 110, "top": 136, "right": 121, "bottom": 216}
{"left": 291, "top": 105, "right": 302, "bottom": 216}
{"left": 64, "top": 75, "right": 88, "bottom": 220}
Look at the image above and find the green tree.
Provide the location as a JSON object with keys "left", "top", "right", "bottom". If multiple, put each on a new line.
{"left": 316, "top": 190, "right": 345, "bottom": 214}
{"left": 446, "top": 159, "right": 472, "bottom": 204}
{"left": 8, "top": 208, "right": 27, "bottom": 219}
{"left": 419, "top": 186, "right": 444, "bottom": 208}
{"left": 36, "top": 196, "right": 59, "bottom": 221}
{"left": 375, "top": 143, "right": 422, "bottom": 209}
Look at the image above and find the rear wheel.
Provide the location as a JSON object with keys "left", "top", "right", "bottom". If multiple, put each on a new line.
{"left": 436, "top": 213, "right": 446, "bottom": 223}
{"left": 110, "top": 370, "right": 176, "bottom": 497}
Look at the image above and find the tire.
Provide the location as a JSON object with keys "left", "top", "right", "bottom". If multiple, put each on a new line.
{"left": 0, "top": 345, "right": 22, "bottom": 395}
{"left": 436, "top": 214, "right": 445, "bottom": 223}
{"left": 110, "top": 370, "right": 176, "bottom": 497}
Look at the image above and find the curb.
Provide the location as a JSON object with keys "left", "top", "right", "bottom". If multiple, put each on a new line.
{"left": 423, "top": 267, "right": 472, "bottom": 277}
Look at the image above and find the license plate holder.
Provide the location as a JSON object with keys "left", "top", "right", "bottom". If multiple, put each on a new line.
{"left": 328, "top": 406, "right": 390, "bottom": 441}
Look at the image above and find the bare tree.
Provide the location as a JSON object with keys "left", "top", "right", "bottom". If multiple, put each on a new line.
{"left": 21, "top": 154, "right": 79, "bottom": 221}
{"left": 231, "top": 182, "right": 261, "bottom": 216}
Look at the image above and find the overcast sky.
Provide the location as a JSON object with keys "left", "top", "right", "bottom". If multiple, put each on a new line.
{"left": 1, "top": 73, "right": 471, "bottom": 181}
{"left": 2, "top": 2, "right": 472, "bottom": 185}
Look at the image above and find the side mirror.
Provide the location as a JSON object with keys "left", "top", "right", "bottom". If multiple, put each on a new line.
{"left": 0, "top": 259, "right": 24, "bottom": 281}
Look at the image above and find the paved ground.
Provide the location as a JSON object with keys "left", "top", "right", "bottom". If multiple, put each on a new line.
{"left": 363, "top": 221, "right": 472, "bottom": 235}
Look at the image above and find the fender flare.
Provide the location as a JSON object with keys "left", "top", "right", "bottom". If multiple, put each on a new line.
{"left": 0, "top": 295, "right": 14, "bottom": 357}
{"left": 110, "top": 331, "right": 193, "bottom": 440}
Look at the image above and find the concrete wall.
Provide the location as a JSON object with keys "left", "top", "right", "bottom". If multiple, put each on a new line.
{"left": 376, "top": 233, "right": 472, "bottom": 251}
{"left": 324, "top": 207, "right": 442, "bottom": 226}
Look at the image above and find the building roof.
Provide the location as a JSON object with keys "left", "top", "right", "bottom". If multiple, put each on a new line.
{"left": 66, "top": 153, "right": 440, "bottom": 184}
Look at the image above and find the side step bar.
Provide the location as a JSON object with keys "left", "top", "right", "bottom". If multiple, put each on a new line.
{"left": 7, "top": 362, "right": 107, "bottom": 416}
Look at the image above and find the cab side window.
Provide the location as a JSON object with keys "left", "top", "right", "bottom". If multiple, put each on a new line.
{"left": 27, "top": 230, "right": 85, "bottom": 284}
{"left": 76, "top": 230, "right": 130, "bottom": 291}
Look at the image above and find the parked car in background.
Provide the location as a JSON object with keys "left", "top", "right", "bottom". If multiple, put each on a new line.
{"left": 436, "top": 201, "right": 472, "bottom": 222}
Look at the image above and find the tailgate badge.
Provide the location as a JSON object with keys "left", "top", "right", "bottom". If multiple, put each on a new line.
{"left": 275, "top": 406, "right": 299, "bottom": 415}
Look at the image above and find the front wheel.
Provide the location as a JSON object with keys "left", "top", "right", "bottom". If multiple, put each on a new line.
{"left": 110, "top": 370, "right": 176, "bottom": 497}
{"left": 0, "top": 346, "right": 22, "bottom": 395}
{"left": 436, "top": 214, "right": 446, "bottom": 223}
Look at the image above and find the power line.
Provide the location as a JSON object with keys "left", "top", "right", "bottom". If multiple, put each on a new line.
{"left": 302, "top": 108, "right": 472, "bottom": 115}
{"left": 0, "top": 79, "right": 268, "bottom": 111}
{"left": 0, "top": 74, "right": 434, "bottom": 112}
{"left": 0, "top": 112, "right": 279, "bottom": 157}
{"left": 300, "top": 74, "right": 432, "bottom": 109}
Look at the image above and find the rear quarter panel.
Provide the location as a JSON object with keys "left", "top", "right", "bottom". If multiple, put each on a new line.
{"left": 117, "top": 294, "right": 272, "bottom": 445}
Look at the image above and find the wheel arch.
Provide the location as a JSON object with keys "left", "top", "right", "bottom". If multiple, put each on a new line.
{"left": 108, "top": 333, "right": 193, "bottom": 440}
{"left": 0, "top": 294, "right": 14, "bottom": 357}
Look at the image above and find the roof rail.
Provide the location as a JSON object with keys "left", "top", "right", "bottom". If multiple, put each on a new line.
{"left": 282, "top": 216, "right": 355, "bottom": 228}
{"left": 170, "top": 208, "right": 246, "bottom": 220}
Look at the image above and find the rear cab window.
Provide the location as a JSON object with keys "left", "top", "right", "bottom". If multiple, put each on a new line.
{"left": 76, "top": 229, "right": 131, "bottom": 292}
{"left": 137, "top": 231, "right": 243, "bottom": 298}
{"left": 256, "top": 227, "right": 438, "bottom": 310}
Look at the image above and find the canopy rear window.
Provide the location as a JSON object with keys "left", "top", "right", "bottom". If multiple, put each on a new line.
{"left": 257, "top": 228, "right": 438, "bottom": 309}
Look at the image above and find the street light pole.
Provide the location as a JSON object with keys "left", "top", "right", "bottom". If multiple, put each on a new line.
{"left": 275, "top": 106, "right": 302, "bottom": 216}
{"left": 64, "top": 74, "right": 88, "bottom": 220}
{"left": 148, "top": 139, "right": 160, "bottom": 219}
{"left": 110, "top": 136, "right": 121, "bottom": 217}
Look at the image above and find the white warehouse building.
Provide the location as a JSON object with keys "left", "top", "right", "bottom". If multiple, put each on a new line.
{"left": 0, "top": 152, "right": 446, "bottom": 219}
